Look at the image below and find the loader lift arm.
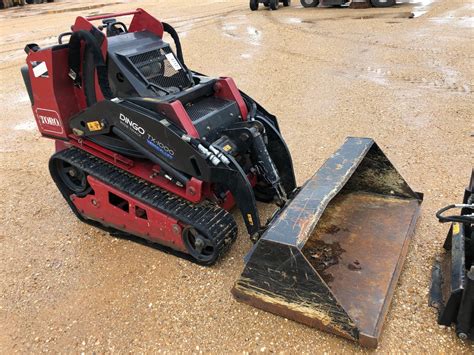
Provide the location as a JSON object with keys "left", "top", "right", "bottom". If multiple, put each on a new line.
{"left": 69, "top": 98, "right": 299, "bottom": 239}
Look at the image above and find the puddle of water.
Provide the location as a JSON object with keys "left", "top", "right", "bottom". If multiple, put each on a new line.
{"left": 246, "top": 26, "right": 262, "bottom": 46}
{"left": 363, "top": 66, "right": 388, "bottom": 86}
{"left": 295, "top": 12, "right": 411, "bottom": 22}
{"left": 222, "top": 24, "right": 238, "bottom": 31}
{"left": 15, "top": 91, "right": 31, "bottom": 104}
{"left": 220, "top": 16, "right": 255, "bottom": 43}
{"left": 14, "top": 121, "right": 37, "bottom": 131}
{"left": 430, "top": 4, "right": 474, "bottom": 28}
{"left": 220, "top": 18, "right": 260, "bottom": 58}
{"left": 175, "top": 23, "right": 194, "bottom": 38}
{"left": 284, "top": 17, "right": 303, "bottom": 24}
{"left": 439, "top": 66, "right": 460, "bottom": 86}
{"left": 409, "top": 0, "right": 437, "bottom": 18}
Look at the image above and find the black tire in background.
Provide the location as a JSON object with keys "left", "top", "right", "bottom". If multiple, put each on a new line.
{"left": 270, "top": 0, "right": 279, "bottom": 10}
{"left": 300, "top": 0, "right": 319, "bottom": 7}
{"left": 250, "top": 0, "right": 259, "bottom": 10}
{"left": 370, "top": 0, "right": 396, "bottom": 7}
{"left": 283, "top": 0, "right": 291, "bottom": 6}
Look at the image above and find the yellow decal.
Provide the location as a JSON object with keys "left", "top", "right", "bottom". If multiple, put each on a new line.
{"left": 87, "top": 121, "right": 103, "bottom": 131}
{"left": 453, "top": 223, "right": 460, "bottom": 234}
{"left": 247, "top": 213, "right": 254, "bottom": 226}
{"left": 223, "top": 144, "right": 232, "bottom": 152}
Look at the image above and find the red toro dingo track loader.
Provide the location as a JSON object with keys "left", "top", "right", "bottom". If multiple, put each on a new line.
{"left": 22, "top": 9, "right": 422, "bottom": 347}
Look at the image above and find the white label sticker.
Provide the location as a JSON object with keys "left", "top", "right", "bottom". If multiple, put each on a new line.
{"left": 165, "top": 53, "right": 182, "bottom": 71}
{"left": 32, "top": 61, "right": 48, "bottom": 77}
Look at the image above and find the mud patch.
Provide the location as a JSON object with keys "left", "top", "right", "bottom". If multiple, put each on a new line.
{"left": 304, "top": 240, "right": 345, "bottom": 283}
{"left": 348, "top": 260, "right": 362, "bottom": 271}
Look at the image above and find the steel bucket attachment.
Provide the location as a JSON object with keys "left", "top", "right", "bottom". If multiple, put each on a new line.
{"left": 429, "top": 170, "right": 474, "bottom": 340}
{"left": 232, "top": 137, "right": 423, "bottom": 348}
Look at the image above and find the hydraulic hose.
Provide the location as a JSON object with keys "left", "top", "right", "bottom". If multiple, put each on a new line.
{"left": 436, "top": 204, "right": 474, "bottom": 224}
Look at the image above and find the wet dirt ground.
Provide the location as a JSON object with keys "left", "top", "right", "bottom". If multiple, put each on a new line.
{"left": 0, "top": 0, "right": 473, "bottom": 352}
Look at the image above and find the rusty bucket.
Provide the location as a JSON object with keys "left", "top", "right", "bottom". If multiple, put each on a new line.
{"left": 232, "top": 137, "right": 423, "bottom": 348}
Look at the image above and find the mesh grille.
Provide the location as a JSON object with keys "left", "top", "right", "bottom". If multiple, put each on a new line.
{"left": 128, "top": 47, "right": 192, "bottom": 91}
{"left": 185, "top": 97, "right": 232, "bottom": 122}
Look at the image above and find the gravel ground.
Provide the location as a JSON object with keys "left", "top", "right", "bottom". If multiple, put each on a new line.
{"left": 0, "top": 0, "right": 473, "bottom": 353}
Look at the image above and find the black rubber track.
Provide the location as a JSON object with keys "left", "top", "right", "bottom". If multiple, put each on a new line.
{"left": 49, "top": 147, "right": 238, "bottom": 265}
